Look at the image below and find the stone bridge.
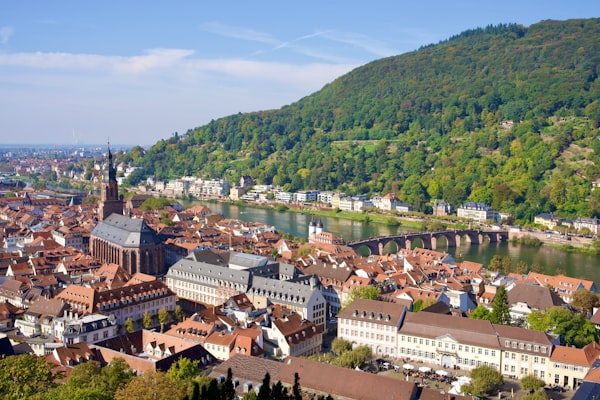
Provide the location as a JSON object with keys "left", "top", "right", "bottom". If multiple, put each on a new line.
{"left": 348, "top": 230, "right": 509, "bottom": 255}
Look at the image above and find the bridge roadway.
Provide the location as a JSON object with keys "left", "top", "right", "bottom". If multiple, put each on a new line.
{"left": 348, "top": 229, "right": 509, "bottom": 255}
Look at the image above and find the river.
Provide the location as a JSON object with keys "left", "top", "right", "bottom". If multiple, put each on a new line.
{"left": 194, "top": 202, "right": 600, "bottom": 286}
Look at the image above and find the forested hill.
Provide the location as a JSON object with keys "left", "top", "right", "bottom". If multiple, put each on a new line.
{"left": 123, "top": 18, "right": 600, "bottom": 224}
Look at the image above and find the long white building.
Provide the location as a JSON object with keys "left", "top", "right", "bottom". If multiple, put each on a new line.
{"left": 337, "top": 300, "right": 559, "bottom": 385}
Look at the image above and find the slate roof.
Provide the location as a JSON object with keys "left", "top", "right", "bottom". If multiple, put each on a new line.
{"left": 91, "top": 213, "right": 160, "bottom": 248}
{"left": 248, "top": 275, "right": 316, "bottom": 307}
{"left": 167, "top": 258, "right": 252, "bottom": 289}
{"left": 227, "top": 252, "right": 270, "bottom": 268}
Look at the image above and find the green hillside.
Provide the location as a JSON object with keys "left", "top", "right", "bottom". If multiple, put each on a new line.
{"left": 122, "top": 18, "right": 600, "bottom": 224}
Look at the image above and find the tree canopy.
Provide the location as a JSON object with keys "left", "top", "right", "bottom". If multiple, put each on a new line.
{"left": 461, "top": 365, "right": 503, "bottom": 397}
{"left": 0, "top": 353, "right": 63, "bottom": 400}
{"left": 122, "top": 18, "right": 600, "bottom": 224}
{"left": 528, "top": 306, "right": 599, "bottom": 347}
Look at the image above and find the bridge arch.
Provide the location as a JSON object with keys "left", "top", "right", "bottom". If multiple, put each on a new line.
{"left": 348, "top": 230, "right": 508, "bottom": 255}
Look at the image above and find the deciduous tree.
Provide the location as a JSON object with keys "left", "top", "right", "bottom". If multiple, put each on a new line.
{"left": 570, "top": 289, "right": 600, "bottom": 316}
{"left": 114, "top": 370, "right": 187, "bottom": 400}
{"left": 142, "top": 311, "right": 153, "bottom": 329}
{"left": 521, "top": 374, "right": 545, "bottom": 393}
{"left": 158, "top": 307, "right": 170, "bottom": 332}
{"left": 124, "top": 317, "right": 135, "bottom": 333}
{"left": 461, "top": 365, "right": 502, "bottom": 397}
{"left": 174, "top": 305, "right": 185, "bottom": 322}
{"left": 470, "top": 305, "right": 492, "bottom": 321}
{"left": 0, "top": 353, "right": 62, "bottom": 399}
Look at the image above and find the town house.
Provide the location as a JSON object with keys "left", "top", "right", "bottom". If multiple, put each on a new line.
{"left": 337, "top": 298, "right": 406, "bottom": 359}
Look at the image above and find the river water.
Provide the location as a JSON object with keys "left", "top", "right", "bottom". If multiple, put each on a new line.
{"left": 195, "top": 202, "right": 600, "bottom": 286}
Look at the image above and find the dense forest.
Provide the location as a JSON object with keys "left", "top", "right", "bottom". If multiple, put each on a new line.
{"left": 121, "top": 18, "right": 600, "bottom": 224}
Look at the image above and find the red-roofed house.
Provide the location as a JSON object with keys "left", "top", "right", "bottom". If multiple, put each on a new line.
{"left": 550, "top": 342, "right": 600, "bottom": 389}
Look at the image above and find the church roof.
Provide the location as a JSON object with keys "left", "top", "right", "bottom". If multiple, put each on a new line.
{"left": 91, "top": 214, "right": 160, "bottom": 248}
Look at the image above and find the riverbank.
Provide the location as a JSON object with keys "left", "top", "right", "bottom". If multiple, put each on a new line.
{"left": 184, "top": 196, "right": 599, "bottom": 254}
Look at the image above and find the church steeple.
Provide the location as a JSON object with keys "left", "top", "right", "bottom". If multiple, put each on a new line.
{"left": 99, "top": 141, "right": 123, "bottom": 220}
{"left": 103, "top": 141, "right": 117, "bottom": 183}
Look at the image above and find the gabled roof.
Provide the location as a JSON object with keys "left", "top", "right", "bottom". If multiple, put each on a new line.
{"left": 507, "top": 282, "right": 565, "bottom": 310}
{"left": 400, "top": 311, "right": 498, "bottom": 349}
{"left": 272, "top": 313, "right": 322, "bottom": 345}
{"left": 91, "top": 214, "right": 160, "bottom": 248}
{"left": 551, "top": 342, "right": 600, "bottom": 366}
{"left": 302, "top": 262, "right": 354, "bottom": 284}
{"left": 337, "top": 298, "right": 406, "bottom": 327}
{"left": 55, "top": 285, "right": 96, "bottom": 314}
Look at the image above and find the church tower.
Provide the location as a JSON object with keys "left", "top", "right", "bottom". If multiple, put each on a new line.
{"left": 98, "top": 143, "right": 123, "bottom": 220}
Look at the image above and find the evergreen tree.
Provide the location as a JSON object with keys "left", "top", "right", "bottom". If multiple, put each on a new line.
{"left": 191, "top": 381, "right": 200, "bottom": 400}
{"left": 257, "top": 372, "right": 272, "bottom": 400}
{"left": 292, "top": 372, "right": 302, "bottom": 400}
{"left": 222, "top": 368, "right": 236, "bottom": 400}
{"left": 205, "top": 379, "right": 220, "bottom": 400}
{"left": 490, "top": 286, "right": 511, "bottom": 325}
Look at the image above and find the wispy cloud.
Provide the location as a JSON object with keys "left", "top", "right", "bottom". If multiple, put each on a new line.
{"left": 0, "top": 48, "right": 195, "bottom": 74}
{"left": 0, "top": 47, "right": 356, "bottom": 91}
{"left": 0, "top": 26, "right": 14, "bottom": 45}
{"left": 321, "top": 30, "right": 398, "bottom": 58}
{"left": 0, "top": 45, "right": 358, "bottom": 145}
{"left": 201, "top": 21, "right": 278, "bottom": 45}
{"left": 201, "top": 21, "right": 397, "bottom": 63}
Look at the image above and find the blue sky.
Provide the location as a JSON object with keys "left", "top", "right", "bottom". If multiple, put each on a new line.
{"left": 1, "top": 1, "right": 599, "bottom": 146}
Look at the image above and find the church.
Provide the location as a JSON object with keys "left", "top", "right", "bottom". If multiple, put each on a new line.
{"left": 90, "top": 145, "right": 165, "bottom": 275}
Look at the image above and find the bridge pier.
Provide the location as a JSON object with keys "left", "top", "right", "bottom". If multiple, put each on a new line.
{"left": 349, "top": 230, "right": 509, "bottom": 256}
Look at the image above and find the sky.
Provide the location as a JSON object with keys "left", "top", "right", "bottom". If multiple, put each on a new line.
{"left": 1, "top": 1, "right": 599, "bottom": 147}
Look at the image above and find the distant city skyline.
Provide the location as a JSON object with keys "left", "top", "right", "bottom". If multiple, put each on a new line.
{"left": 1, "top": 1, "right": 599, "bottom": 146}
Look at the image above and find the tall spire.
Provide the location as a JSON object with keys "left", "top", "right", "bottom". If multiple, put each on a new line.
{"left": 99, "top": 139, "right": 123, "bottom": 220}
{"left": 104, "top": 139, "right": 117, "bottom": 183}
